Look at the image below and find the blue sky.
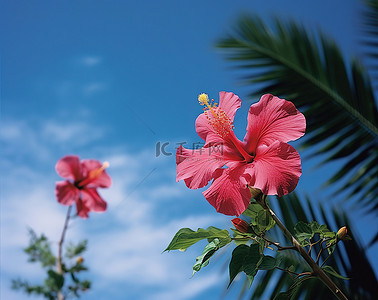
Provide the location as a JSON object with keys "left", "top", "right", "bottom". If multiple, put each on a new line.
{"left": 1, "top": 0, "right": 376, "bottom": 299}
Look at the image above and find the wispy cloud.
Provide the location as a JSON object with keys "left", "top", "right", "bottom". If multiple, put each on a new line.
{"left": 1, "top": 116, "right": 230, "bottom": 300}
{"left": 82, "top": 82, "right": 108, "bottom": 97}
{"left": 79, "top": 56, "right": 102, "bottom": 67}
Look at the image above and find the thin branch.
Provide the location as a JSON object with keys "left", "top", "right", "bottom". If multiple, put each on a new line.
{"left": 257, "top": 196, "right": 349, "bottom": 300}
{"left": 275, "top": 266, "right": 300, "bottom": 277}
{"left": 57, "top": 205, "right": 72, "bottom": 300}
{"left": 308, "top": 238, "right": 323, "bottom": 255}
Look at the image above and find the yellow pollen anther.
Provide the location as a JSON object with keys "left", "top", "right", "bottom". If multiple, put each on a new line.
{"left": 197, "top": 93, "right": 234, "bottom": 138}
{"left": 88, "top": 161, "right": 109, "bottom": 179}
{"left": 198, "top": 93, "right": 210, "bottom": 106}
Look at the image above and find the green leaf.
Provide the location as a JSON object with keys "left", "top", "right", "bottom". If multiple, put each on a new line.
{"left": 229, "top": 245, "right": 249, "bottom": 286}
{"left": 24, "top": 229, "right": 56, "bottom": 267}
{"left": 258, "top": 255, "right": 277, "bottom": 270}
{"left": 273, "top": 276, "right": 313, "bottom": 300}
{"left": 45, "top": 270, "right": 64, "bottom": 291}
{"left": 243, "top": 202, "right": 275, "bottom": 234}
{"left": 164, "top": 226, "right": 231, "bottom": 252}
{"left": 231, "top": 230, "right": 250, "bottom": 246}
{"left": 243, "top": 244, "right": 262, "bottom": 276}
{"left": 322, "top": 266, "right": 350, "bottom": 280}
{"left": 294, "top": 221, "right": 313, "bottom": 246}
{"left": 192, "top": 239, "right": 220, "bottom": 276}
{"left": 229, "top": 244, "right": 263, "bottom": 287}
{"left": 243, "top": 202, "right": 264, "bottom": 219}
{"left": 65, "top": 240, "right": 88, "bottom": 259}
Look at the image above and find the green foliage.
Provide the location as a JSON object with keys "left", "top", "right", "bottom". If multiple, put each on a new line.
{"left": 45, "top": 270, "right": 65, "bottom": 291}
{"left": 293, "top": 222, "right": 313, "bottom": 246}
{"left": 243, "top": 201, "right": 275, "bottom": 234}
{"left": 258, "top": 256, "right": 277, "bottom": 271}
{"left": 164, "top": 226, "right": 232, "bottom": 252}
{"left": 322, "top": 266, "right": 350, "bottom": 280}
{"left": 192, "top": 238, "right": 221, "bottom": 276}
{"left": 273, "top": 276, "right": 313, "bottom": 300}
{"left": 229, "top": 244, "right": 262, "bottom": 287}
{"left": 244, "top": 193, "right": 378, "bottom": 299}
{"left": 65, "top": 240, "right": 88, "bottom": 259}
{"left": 217, "top": 14, "right": 378, "bottom": 212}
{"left": 12, "top": 230, "right": 91, "bottom": 299}
{"left": 362, "top": 0, "right": 378, "bottom": 91}
{"left": 294, "top": 221, "right": 336, "bottom": 249}
{"left": 24, "top": 229, "right": 56, "bottom": 267}
{"left": 228, "top": 244, "right": 280, "bottom": 288}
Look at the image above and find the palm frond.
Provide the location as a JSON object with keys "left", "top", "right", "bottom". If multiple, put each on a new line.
{"left": 361, "top": 0, "right": 378, "bottom": 90}
{"left": 247, "top": 193, "right": 378, "bottom": 299}
{"left": 216, "top": 16, "right": 378, "bottom": 211}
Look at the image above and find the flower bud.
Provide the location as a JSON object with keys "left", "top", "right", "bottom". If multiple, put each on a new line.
{"left": 337, "top": 226, "right": 347, "bottom": 240}
{"left": 232, "top": 218, "right": 251, "bottom": 233}
{"left": 76, "top": 256, "right": 84, "bottom": 264}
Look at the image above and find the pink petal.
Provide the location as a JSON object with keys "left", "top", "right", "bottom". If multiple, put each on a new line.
{"left": 76, "top": 198, "right": 90, "bottom": 219}
{"left": 243, "top": 94, "right": 306, "bottom": 154}
{"left": 55, "top": 155, "right": 82, "bottom": 181}
{"left": 195, "top": 92, "right": 241, "bottom": 146}
{"left": 195, "top": 113, "right": 224, "bottom": 146}
{"left": 55, "top": 181, "right": 79, "bottom": 206}
{"left": 81, "top": 159, "right": 112, "bottom": 188}
{"left": 176, "top": 145, "right": 227, "bottom": 189}
{"left": 81, "top": 188, "right": 107, "bottom": 212}
{"left": 218, "top": 91, "right": 241, "bottom": 122}
{"left": 244, "top": 141, "right": 302, "bottom": 197}
{"left": 203, "top": 166, "right": 251, "bottom": 216}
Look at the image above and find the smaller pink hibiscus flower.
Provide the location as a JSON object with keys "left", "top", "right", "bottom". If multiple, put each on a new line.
{"left": 55, "top": 155, "right": 112, "bottom": 218}
{"left": 176, "top": 92, "right": 306, "bottom": 216}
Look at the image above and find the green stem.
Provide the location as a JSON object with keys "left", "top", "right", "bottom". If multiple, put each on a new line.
{"left": 259, "top": 197, "right": 348, "bottom": 300}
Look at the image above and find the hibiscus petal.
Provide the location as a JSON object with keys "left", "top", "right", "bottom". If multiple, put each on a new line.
{"left": 76, "top": 198, "right": 90, "bottom": 219}
{"left": 81, "top": 188, "right": 107, "bottom": 212}
{"left": 81, "top": 159, "right": 112, "bottom": 188}
{"left": 195, "top": 92, "right": 241, "bottom": 146}
{"left": 55, "top": 155, "right": 82, "bottom": 181}
{"left": 195, "top": 113, "right": 224, "bottom": 146}
{"left": 176, "top": 145, "right": 227, "bottom": 189}
{"left": 203, "top": 167, "right": 251, "bottom": 216}
{"left": 243, "top": 94, "right": 306, "bottom": 154}
{"left": 55, "top": 181, "right": 79, "bottom": 205}
{"left": 218, "top": 91, "right": 241, "bottom": 121}
{"left": 244, "top": 141, "right": 302, "bottom": 197}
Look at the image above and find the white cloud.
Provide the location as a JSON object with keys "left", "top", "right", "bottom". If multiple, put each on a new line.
{"left": 42, "top": 120, "right": 106, "bottom": 144}
{"left": 82, "top": 82, "right": 108, "bottom": 97}
{"left": 1, "top": 117, "right": 231, "bottom": 300}
{"left": 79, "top": 56, "right": 102, "bottom": 67}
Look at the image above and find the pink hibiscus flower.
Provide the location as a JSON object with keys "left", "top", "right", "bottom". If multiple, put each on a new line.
{"left": 176, "top": 92, "right": 306, "bottom": 216}
{"left": 55, "top": 155, "right": 112, "bottom": 218}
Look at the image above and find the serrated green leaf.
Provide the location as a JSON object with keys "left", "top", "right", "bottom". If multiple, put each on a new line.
{"left": 165, "top": 226, "right": 231, "bottom": 252}
{"left": 192, "top": 239, "right": 220, "bottom": 276}
{"left": 322, "top": 266, "right": 350, "bottom": 280}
